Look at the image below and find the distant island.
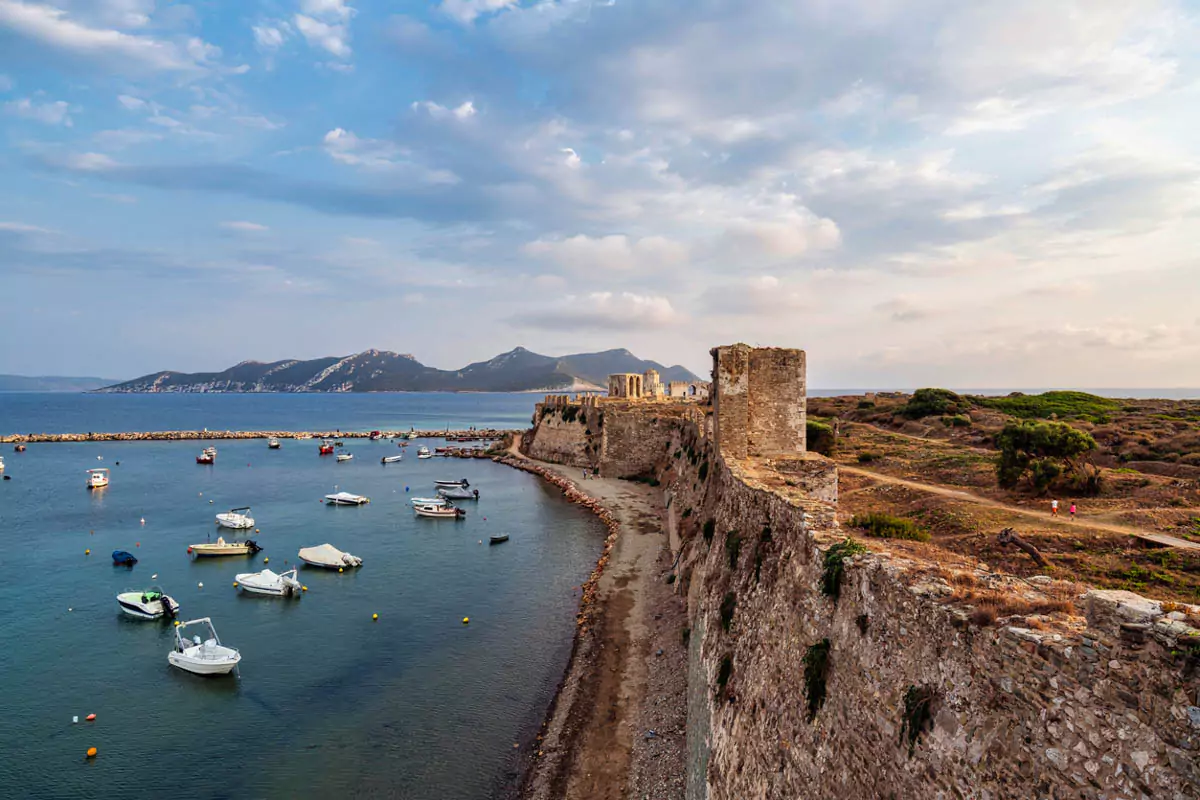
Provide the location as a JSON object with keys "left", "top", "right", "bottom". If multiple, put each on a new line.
{"left": 96, "top": 347, "right": 701, "bottom": 394}
{"left": 0, "top": 374, "right": 122, "bottom": 392}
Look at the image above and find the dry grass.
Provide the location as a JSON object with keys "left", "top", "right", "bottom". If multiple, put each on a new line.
{"left": 936, "top": 568, "right": 1081, "bottom": 624}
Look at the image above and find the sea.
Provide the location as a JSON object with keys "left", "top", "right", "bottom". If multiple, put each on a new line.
{"left": 0, "top": 393, "right": 605, "bottom": 799}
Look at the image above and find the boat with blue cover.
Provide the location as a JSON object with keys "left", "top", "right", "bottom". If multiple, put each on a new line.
{"left": 112, "top": 550, "right": 138, "bottom": 566}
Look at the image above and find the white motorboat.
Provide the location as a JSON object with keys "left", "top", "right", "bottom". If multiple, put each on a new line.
{"left": 417, "top": 446, "right": 432, "bottom": 459}
{"left": 410, "top": 496, "right": 447, "bottom": 506}
{"left": 87, "top": 468, "right": 110, "bottom": 489}
{"left": 381, "top": 454, "right": 403, "bottom": 464}
{"left": 414, "top": 502, "right": 465, "bottom": 519}
{"left": 325, "top": 491, "right": 369, "bottom": 505}
{"left": 336, "top": 450, "right": 353, "bottom": 462}
{"left": 406, "top": 431, "right": 418, "bottom": 440}
{"left": 434, "top": 478, "right": 469, "bottom": 488}
{"left": 268, "top": 437, "right": 281, "bottom": 449}
{"left": 438, "top": 486, "right": 479, "bottom": 500}
{"left": 215, "top": 506, "right": 255, "bottom": 530}
{"left": 188, "top": 537, "right": 261, "bottom": 557}
{"left": 168, "top": 618, "right": 241, "bottom": 676}
{"left": 298, "top": 543, "right": 363, "bottom": 569}
{"left": 235, "top": 567, "right": 302, "bottom": 597}
{"left": 0, "top": 455, "right": 5, "bottom": 472}
{"left": 116, "top": 586, "right": 180, "bottom": 620}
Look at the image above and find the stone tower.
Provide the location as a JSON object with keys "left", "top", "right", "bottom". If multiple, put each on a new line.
{"left": 643, "top": 369, "right": 661, "bottom": 397}
{"left": 711, "top": 344, "right": 806, "bottom": 459}
{"left": 607, "top": 373, "right": 644, "bottom": 399}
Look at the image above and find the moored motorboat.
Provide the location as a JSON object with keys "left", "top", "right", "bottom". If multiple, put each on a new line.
{"left": 369, "top": 430, "right": 382, "bottom": 441}
{"left": 319, "top": 440, "right": 335, "bottom": 455}
{"left": 410, "top": 496, "right": 447, "bottom": 506}
{"left": 235, "top": 567, "right": 302, "bottom": 597}
{"left": 87, "top": 468, "right": 110, "bottom": 489}
{"left": 0, "top": 455, "right": 5, "bottom": 472}
{"left": 438, "top": 486, "right": 479, "bottom": 500}
{"left": 112, "top": 550, "right": 138, "bottom": 566}
{"left": 298, "top": 543, "right": 363, "bottom": 569}
{"left": 414, "top": 502, "right": 466, "bottom": 519}
{"left": 434, "top": 478, "right": 469, "bottom": 488}
{"left": 335, "top": 450, "right": 353, "bottom": 462}
{"left": 168, "top": 618, "right": 240, "bottom": 676}
{"left": 215, "top": 506, "right": 254, "bottom": 530}
{"left": 196, "top": 449, "right": 215, "bottom": 464}
{"left": 188, "top": 537, "right": 261, "bottom": 557}
{"left": 116, "top": 586, "right": 180, "bottom": 619}
{"left": 325, "top": 491, "right": 369, "bottom": 505}
{"left": 489, "top": 535, "right": 509, "bottom": 545}
{"left": 416, "top": 446, "right": 432, "bottom": 459}
{"left": 381, "top": 454, "right": 403, "bottom": 464}
{"left": 268, "top": 437, "right": 281, "bottom": 449}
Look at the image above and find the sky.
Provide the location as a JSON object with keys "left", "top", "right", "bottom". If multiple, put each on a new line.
{"left": 1, "top": 0, "right": 1199, "bottom": 388}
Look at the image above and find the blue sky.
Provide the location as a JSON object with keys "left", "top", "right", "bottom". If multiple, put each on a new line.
{"left": 1, "top": 0, "right": 1199, "bottom": 386}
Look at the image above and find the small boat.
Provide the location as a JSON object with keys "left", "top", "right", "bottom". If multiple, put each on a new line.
{"left": 196, "top": 451, "right": 214, "bottom": 465}
{"left": 414, "top": 503, "right": 465, "bottom": 519}
{"left": 0, "top": 456, "right": 6, "bottom": 472}
{"left": 168, "top": 617, "right": 240, "bottom": 676}
{"left": 216, "top": 506, "right": 255, "bottom": 530}
{"left": 400, "top": 441, "right": 409, "bottom": 448}
{"left": 369, "top": 430, "right": 382, "bottom": 441}
{"left": 334, "top": 440, "right": 344, "bottom": 447}
{"left": 434, "top": 478, "right": 469, "bottom": 488}
{"left": 116, "top": 586, "right": 180, "bottom": 620}
{"left": 87, "top": 468, "right": 110, "bottom": 489}
{"left": 325, "top": 491, "right": 369, "bottom": 505}
{"left": 489, "top": 535, "right": 509, "bottom": 545}
{"left": 406, "top": 431, "right": 418, "bottom": 440}
{"left": 189, "top": 537, "right": 261, "bottom": 557}
{"left": 410, "top": 496, "right": 447, "bottom": 506}
{"left": 381, "top": 454, "right": 403, "bottom": 464}
{"left": 295, "top": 433, "right": 313, "bottom": 440}
{"left": 235, "top": 567, "right": 302, "bottom": 597}
{"left": 203, "top": 446, "right": 217, "bottom": 458}
{"left": 319, "top": 440, "right": 335, "bottom": 455}
{"left": 336, "top": 450, "right": 353, "bottom": 462}
{"left": 14, "top": 444, "right": 26, "bottom": 452}
{"left": 417, "top": 450, "right": 433, "bottom": 460}
{"left": 298, "top": 543, "right": 363, "bottom": 569}
{"left": 267, "top": 437, "right": 281, "bottom": 449}
{"left": 438, "top": 486, "right": 479, "bottom": 500}
{"left": 112, "top": 550, "right": 138, "bottom": 566}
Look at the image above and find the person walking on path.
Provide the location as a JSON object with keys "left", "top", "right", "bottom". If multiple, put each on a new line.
{"left": 1051, "top": 499, "right": 1059, "bottom": 517}
{"left": 1069, "top": 502, "right": 1077, "bottom": 520}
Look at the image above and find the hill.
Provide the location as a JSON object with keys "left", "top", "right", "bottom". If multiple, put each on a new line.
{"left": 0, "top": 374, "right": 123, "bottom": 392}
{"left": 98, "top": 347, "right": 701, "bottom": 393}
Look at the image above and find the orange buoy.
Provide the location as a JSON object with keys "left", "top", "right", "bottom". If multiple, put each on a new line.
{"left": 86, "top": 747, "right": 97, "bottom": 758}
{"left": 85, "top": 713, "right": 96, "bottom": 722}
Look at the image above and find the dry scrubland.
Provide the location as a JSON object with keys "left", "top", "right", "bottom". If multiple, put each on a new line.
{"left": 808, "top": 390, "right": 1200, "bottom": 604}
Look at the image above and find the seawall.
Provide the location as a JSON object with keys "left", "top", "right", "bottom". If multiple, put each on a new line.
{"left": 521, "top": 398, "right": 1200, "bottom": 799}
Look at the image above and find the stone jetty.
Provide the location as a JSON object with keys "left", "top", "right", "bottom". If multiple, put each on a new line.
{"left": 1, "top": 429, "right": 518, "bottom": 444}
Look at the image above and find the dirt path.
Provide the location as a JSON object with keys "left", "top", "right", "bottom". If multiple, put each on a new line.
{"left": 510, "top": 444, "right": 687, "bottom": 800}
{"left": 841, "top": 465, "right": 1200, "bottom": 550}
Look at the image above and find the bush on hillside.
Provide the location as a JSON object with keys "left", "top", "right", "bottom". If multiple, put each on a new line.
{"left": 995, "top": 420, "right": 1097, "bottom": 492}
{"left": 902, "top": 388, "right": 968, "bottom": 419}
{"left": 973, "top": 391, "right": 1118, "bottom": 423}
{"left": 807, "top": 420, "right": 836, "bottom": 456}
{"left": 849, "top": 512, "right": 931, "bottom": 542}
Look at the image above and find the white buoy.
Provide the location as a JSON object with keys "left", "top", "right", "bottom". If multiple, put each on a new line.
{"left": 198, "top": 582, "right": 204, "bottom": 588}
{"left": 73, "top": 716, "right": 78, "bottom": 724}
{"left": 140, "top": 518, "right": 145, "bottom": 525}
{"left": 151, "top": 574, "right": 158, "bottom": 580}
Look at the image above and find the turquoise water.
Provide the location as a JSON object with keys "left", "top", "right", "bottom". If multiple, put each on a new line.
{"left": 0, "top": 392, "right": 538, "bottom": 436}
{"left": 0, "top": 436, "right": 604, "bottom": 798}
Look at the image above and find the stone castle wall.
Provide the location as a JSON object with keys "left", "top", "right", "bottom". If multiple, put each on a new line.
{"left": 712, "top": 344, "right": 806, "bottom": 459}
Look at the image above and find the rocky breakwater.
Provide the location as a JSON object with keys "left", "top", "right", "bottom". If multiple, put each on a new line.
{"left": 2, "top": 429, "right": 516, "bottom": 444}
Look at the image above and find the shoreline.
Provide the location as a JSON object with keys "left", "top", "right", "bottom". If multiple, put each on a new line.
{"left": 1, "top": 429, "right": 519, "bottom": 444}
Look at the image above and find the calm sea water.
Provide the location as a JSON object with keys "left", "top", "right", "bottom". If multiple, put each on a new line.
{"left": 0, "top": 392, "right": 538, "bottom": 437}
{"left": 0, "top": 426, "right": 605, "bottom": 797}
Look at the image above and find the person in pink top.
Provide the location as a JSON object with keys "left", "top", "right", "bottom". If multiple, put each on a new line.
{"left": 1069, "top": 502, "right": 1077, "bottom": 520}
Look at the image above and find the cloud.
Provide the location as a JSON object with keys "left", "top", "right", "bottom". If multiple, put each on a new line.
{"left": 515, "top": 291, "right": 682, "bottom": 330}
{"left": 0, "top": 220, "right": 54, "bottom": 233}
{"left": 698, "top": 275, "right": 810, "bottom": 316}
{"left": 411, "top": 100, "right": 476, "bottom": 120}
{"left": 220, "top": 220, "right": 269, "bottom": 232}
{"left": 5, "top": 95, "right": 72, "bottom": 125}
{"left": 294, "top": 13, "right": 350, "bottom": 59}
{"left": 439, "top": 0, "right": 518, "bottom": 25}
{"left": 522, "top": 233, "right": 688, "bottom": 273}
{"left": 321, "top": 127, "right": 458, "bottom": 183}
{"left": 116, "top": 94, "right": 145, "bottom": 110}
{"left": 252, "top": 23, "right": 288, "bottom": 51}
{"left": 0, "top": 73, "right": 13, "bottom": 91}
{"left": 0, "top": 0, "right": 221, "bottom": 73}
{"left": 300, "top": 0, "right": 353, "bottom": 21}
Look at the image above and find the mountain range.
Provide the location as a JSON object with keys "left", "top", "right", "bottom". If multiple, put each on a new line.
{"left": 0, "top": 374, "right": 122, "bottom": 392}
{"left": 97, "top": 348, "right": 702, "bottom": 393}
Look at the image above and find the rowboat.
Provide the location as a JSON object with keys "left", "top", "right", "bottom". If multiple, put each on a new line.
{"left": 188, "top": 537, "right": 261, "bottom": 557}
{"left": 298, "top": 543, "right": 363, "bottom": 569}
{"left": 489, "top": 535, "right": 509, "bottom": 545}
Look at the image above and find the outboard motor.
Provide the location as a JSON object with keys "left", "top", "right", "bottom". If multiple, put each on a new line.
{"left": 246, "top": 540, "right": 262, "bottom": 554}
{"left": 460, "top": 478, "right": 469, "bottom": 488}
{"left": 161, "top": 594, "right": 178, "bottom": 620}
{"left": 473, "top": 489, "right": 480, "bottom": 499}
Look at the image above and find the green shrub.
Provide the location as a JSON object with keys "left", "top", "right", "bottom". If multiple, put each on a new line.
{"left": 973, "top": 391, "right": 1118, "bottom": 422}
{"left": 899, "top": 686, "right": 935, "bottom": 756}
{"left": 902, "top": 388, "right": 967, "bottom": 419}
{"left": 821, "top": 538, "right": 867, "bottom": 600}
{"left": 941, "top": 414, "right": 971, "bottom": 428}
{"left": 857, "top": 452, "right": 881, "bottom": 464}
{"left": 807, "top": 420, "right": 836, "bottom": 456}
{"left": 849, "top": 512, "right": 931, "bottom": 542}
{"left": 802, "top": 639, "right": 832, "bottom": 721}
{"left": 857, "top": 400, "right": 876, "bottom": 409}
{"left": 995, "top": 420, "right": 1097, "bottom": 491}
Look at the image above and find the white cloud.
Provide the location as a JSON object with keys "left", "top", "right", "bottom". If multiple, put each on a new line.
{"left": 116, "top": 94, "right": 145, "bottom": 110}
{"left": 439, "top": 0, "right": 518, "bottom": 25}
{"left": 233, "top": 114, "right": 285, "bottom": 130}
{"left": 516, "top": 291, "right": 682, "bottom": 331}
{"left": 411, "top": 100, "right": 476, "bottom": 120}
{"left": 0, "top": 0, "right": 220, "bottom": 73}
{"left": 0, "top": 220, "right": 54, "bottom": 233}
{"left": 63, "top": 152, "right": 118, "bottom": 171}
{"left": 294, "top": 13, "right": 350, "bottom": 59}
{"left": 252, "top": 24, "right": 288, "bottom": 51}
{"left": 300, "top": 0, "right": 352, "bottom": 21}
{"left": 699, "top": 275, "right": 810, "bottom": 316}
{"left": 220, "top": 221, "right": 269, "bottom": 232}
{"left": 5, "top": 96, "right": 72, "bottom": 125}
{"left": 321, "top": 127, "right": 458, "bottom": 183}
{"left": 523, "top": 233, "right": 688, "bottom": 273}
